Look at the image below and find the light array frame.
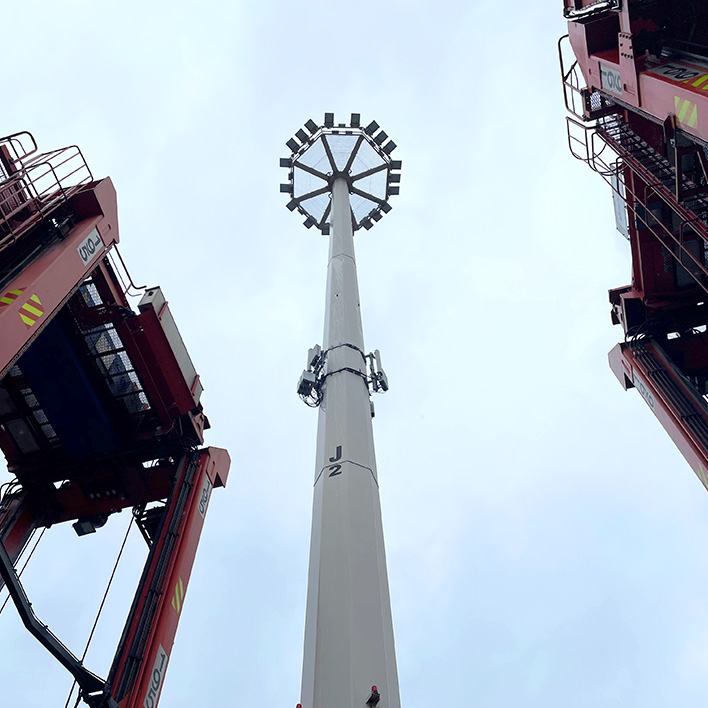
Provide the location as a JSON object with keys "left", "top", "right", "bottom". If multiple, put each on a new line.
{"left": 280, "top": 112, "right": 402, "bottom": 234}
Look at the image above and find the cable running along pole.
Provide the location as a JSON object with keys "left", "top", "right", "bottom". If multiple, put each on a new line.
{"left": 282, "top": 113, "right": 402, "bottom": 708}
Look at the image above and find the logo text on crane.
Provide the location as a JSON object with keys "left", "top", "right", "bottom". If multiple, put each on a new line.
{"left": 77, "top": 228, "right": 104, "bottom": 267}
{"left": 143, "top": 644, "right": 169, "bottom": 708}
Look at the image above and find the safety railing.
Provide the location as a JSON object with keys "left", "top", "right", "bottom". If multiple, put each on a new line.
{"left": 0, "top": 132, "right": 38, "bottom": 176}
{"left": 558, "top": 35, "right": 619, "bottom": 122}
{"left": 567, "top": 113, "right": 708, "bottom": 298}
{"left": 106, "top": 248, "right": 147, "bottom": 300}
{"left": 563, "top": 0, "right": 620, "bottom": 20}
{"left": 0, "top": 139, "right": 93, "bottom": 253}
{"left": 566, "top": 115, "right": 620, "bottom": 177}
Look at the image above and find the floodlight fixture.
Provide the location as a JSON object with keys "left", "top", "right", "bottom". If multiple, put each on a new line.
{"left": 279, "top": 112, "right": 401, "bottom": 233}
{"left": 383, "top": 141, "right": 397, "bottom": 155}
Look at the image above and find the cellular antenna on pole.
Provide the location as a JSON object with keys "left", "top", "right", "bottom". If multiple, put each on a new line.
{"left": 281, "top": 113, "right": 402, "bottom": 708}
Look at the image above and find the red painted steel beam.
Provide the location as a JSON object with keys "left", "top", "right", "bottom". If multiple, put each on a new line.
{"left": 119, "top": 311, "right": 206, "bottom": 437}
{"left": 609, "top": 341, "right": 708, "bottom": 489}
{"left": 0, "top": 492, "right": 38, "bottom": 567}
{"left": 108, "top": 447, "right": 230, "bottom": 708}
{"left": 50, "top": 462, "right": 175, "bottom": 526}
{"left": 567, "top": 8, "right": 708, "bottom": 143}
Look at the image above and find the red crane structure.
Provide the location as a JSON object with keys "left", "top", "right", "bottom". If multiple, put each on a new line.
{"left": 0, "top": 131, "right": 229, "bottom": 708}
{"left": 561, "top": 1, "right": 708, "bottom": 486}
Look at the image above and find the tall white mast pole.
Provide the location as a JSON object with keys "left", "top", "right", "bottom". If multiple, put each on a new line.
{"left": 300, "top": 176, "right": 400, "bottom": 708}
{"left": 283, "top": 113, "right": 402, "bottom": 708}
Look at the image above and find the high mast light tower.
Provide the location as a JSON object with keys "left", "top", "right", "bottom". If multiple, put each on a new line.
{"left": 281, "top": 112, "right": 402, "bottom": 708}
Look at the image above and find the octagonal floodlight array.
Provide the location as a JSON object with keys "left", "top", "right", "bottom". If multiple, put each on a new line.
{"left": 280, "top": 112, "right": 402, "bottom": 234}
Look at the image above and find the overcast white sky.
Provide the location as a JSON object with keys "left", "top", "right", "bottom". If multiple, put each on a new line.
{"left": 2, "top": 1, "right": 708, "bottom": 707}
